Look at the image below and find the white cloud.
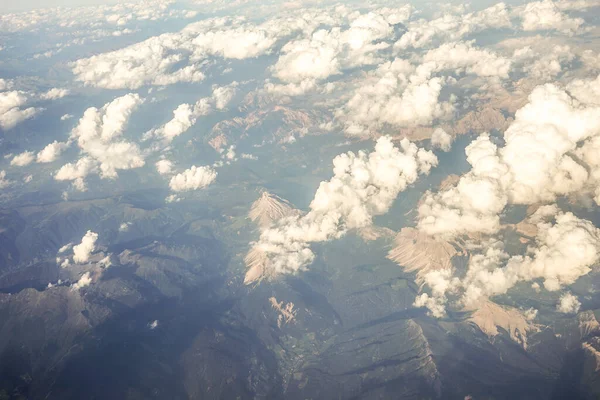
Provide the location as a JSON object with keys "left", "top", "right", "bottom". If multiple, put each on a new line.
{"left": 37, "top": 141, "right": 69, "bottom": 163}
{"left": 72, "top": 230, "right": 98, "bottom": 264}
{"left": 557, "top": 292, "right": 581, "bottom": 313}
{"left": 70, "top": 272, "right": 92, "bottom": 290}
{"left": 169, "top": 165, "right": 217, "bottom": 191}
{"left": 58, "top": 243, "right": 73, "bottom": 253}
{"left": 60, "top": 113, "right": 73, "bottom": 121}
{"left": 147, "top": 84, "right": 236, "bottom": 142}
{"left": 155, "top": 159, "right": 173, "bottom": 175}
{"left": 0, "top": 170, "right": 12, "bottom": 188}
{"left": 245, "top": 136, "right": 437, "bottom": 281}
{"left": 418, "top": 82, "right": 600, "bottom": 238}
{"left": 10, "top": 151, "right": 34, "bottom": 166}
{"left": 40, "top": 87, "right": 69, "bottom": 100}
{"left": 54, "top": 93, "right": 144, "bottom": 189}
{"left": 394, "top": 3, "right": 512, "bottom": 50}
{"left": 70, "top": 14, "right": 296, "bottom": 89}
{"left": 414, "top": 206, "right": 600, "bottom": 317}
{"left": 431, "top": 128, "right": 453, "bottom": 152}
{"left": 55, "top": 156, "right": 97, "bottom": 191}
{"left": 517, "top": 0, "right": 585, "bottom": 34}
{"left": 0, "top": 90, "right": 39, "bottom": 130}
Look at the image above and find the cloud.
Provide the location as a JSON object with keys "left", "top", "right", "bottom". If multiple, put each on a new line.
{"left": 72, "top": 230, "right": 98, "bottom": 264}
{"left": 10, "top": 151, "right": 34, "bottom": 166}
{"left": 54, "top": 157, "right": 98, "bottom": 191}
{"left": 60, "top": 113, "right": 73, "bottom": 121}
{"left": 70, "top": 14, "right": 295, "bottom": 89}
{"left": 147, "top": 84, "right": 236, "bottom": 142}
{"left": 422, "top": 41, "right": 512, "bottom": 79}
{"left": 268, "top": 8, "right": 411, "bottom": 94}
{"left": 394, "top": 3, "right": 512, "bottom": 50}
{"left": 514, "top": 45, "right": 575, "bottom": 81}
{"left": 0, "top": 90, "right": 39, "bottom": 130}
{"left": 0, "top": 170, "right": 12, "bottom": 188}
{"left": 413, "top": 206, "right": 600, "bottom": 317}
{"left": 70, "top": 272, "right": 92, "bottom": 291}
{"left": 557, "top": 292, "right": 581, "bottom": 313}
{"left": 517, "top": 0, "right": 585, "bottom": 34}
{"left": 155, "top": 159, "right": 173, "bottom": 175}
{"left": 40, "top": 88, "right": 69, "bottom": 100}
{"left": 54, "top": 93, "right": 144, "bottom": 190}
{"left": 169, "top": 165, "right": 217, "bottom": 191}
{"left": 37, "top": 141, "right": 68, "bottom": 163}
{"left": 245, "top": 136, "right": 437, "bottom": 282}
{"left": 431, "top": 128, "right": 453, "bottom": 152}
{"left": 418, "top": 81, "right": 600, "bottom": 238}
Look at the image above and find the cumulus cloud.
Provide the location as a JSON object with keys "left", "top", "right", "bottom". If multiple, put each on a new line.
{"left": 155, "top": 159, "right": 173, "bottom": 175}
{"left": 517, "top": 0, "right": 585, "bottom": 34}
{"left": 418, "top": 82, "right": 600, "bottom": 238}
{"left": 0, "top": 170, "right": 12, "bottom": 189}
{"left": 245, "top": 136, "right": 437, "bottom": 282}
{"left": 394, "top": 3, "right": 512, "bottom": 50}
{"left": 267, "top": 8, "right": 411, "bottom": 94}
{"left": 55, "top": 157, "right": 97, "bottom": 191}
{"left": 37, "top": 141, "right": 69, "bottom": 163}
{"left": 40, "top": 88, "right": 69, "bottom": 100}
{"left": 169, "top": 165, "right": 217, "bottom": 191}
{"left": 70, "top": 272, "right": 92, "bottom": 290}
{"left": 338, "top": 40, "right": 511, "bottom": 135}
{"left": 54, "top": 93, "right": 144, "bottom": 190}
{"left": 414, "top": 205, "right": 600, "bottom": 317}
{"left": 557, "top": 292, "right": 581, "bottom": 313}
{"left": 10, "top": 151, "right": 35, "bottom": 167}
{"left": 70, "top": 13, "right": 300, "bottom": 89}
{"left": 0, "top": 91, "right": 39, "bottom": 130}
{"left": 431, "top": 128, "right": 453, "bottom": 152}
{"left": 72, "top": 230, "right": 98, "bottom": 264}
{"left": 147, "top": 84, "right": 236, "bottom": 142}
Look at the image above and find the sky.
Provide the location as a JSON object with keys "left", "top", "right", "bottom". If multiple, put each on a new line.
{"left": 1, "top": 0, "right": 600, "bottom": 332}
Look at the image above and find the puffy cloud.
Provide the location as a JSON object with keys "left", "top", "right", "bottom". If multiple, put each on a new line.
{"left": 339, "top": 60, "right": 454, "bottom": 135}
{"left": 147, "top": 84, "right": 236, "bottom": 142}
{"left": 37, "top": 141, "right": 69, "bottom": 163}
{"left": 414, "top": 206, "right": 600, "bottom": 317}
{"left": 418, "top": 82, "right": 600, "bottom": 238}
{"left": 269, "top": 9, "right": 410, "bottom": 93}
{"left": 0, "top": 91, "right": 39, "bottom": 130}
{"left": 169, "top": 165, "right": 217, "bottom": 191}
{"left": 557, "top": 292, "right": 581, "bottom": 313}
{"left": 431, "top": 128, "right": 453, "bottom": 152}
{"left": 54, "top": 94, "right": 144, "bottom": 190}
{"left": 338, "top": 41, "right": 511, "bottom": 136}
{"left": 245, "top": 136, "right": 437, "bottom": 281}
{"left": 54, "top": 157, "right": 98, "bottom": 191}
{"left": 71, "top": 15, "right": 297, "bottom": 89}
{"left": 72, "top": 230, "right": 98, "bottom": 264}
{"left": 394, "top": 3, "right": 512, "bottom": 50}
{"left": 0, "top": 170, "right": 12, "bottom": 189}
{"left": 0, "top": 0, "right": 187, "bottom": 33}
{"left": 155, "top": 159, "right": 173, "bottom": 175}
{"left": 10, "top": 151, "right": 34, "bottom": 166}
{"left": 70, "top": 272, "right": 92, "bottom": 291}
{"left": 40, "top": 88, "right": 69, "bottom": 100}
{"left": 0, "top": 78, "right": 13, "bottom": 91}
{"left": 422, "top": 41, "right": 512, "bottom": 79}
{"left": 517, "top": 0, "right": 584, "bottom": 34}
{"left": 514, "top": 45, "right": 575, "bottom": 81}
{"left": 60, "top": 114, "right": 73, "bottom": 121}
